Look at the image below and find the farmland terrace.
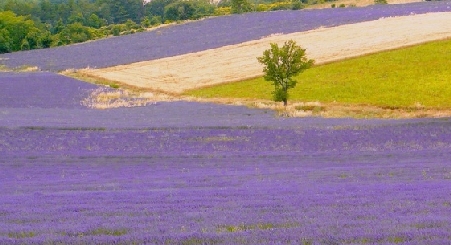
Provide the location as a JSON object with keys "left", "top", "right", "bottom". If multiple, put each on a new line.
{"left": 2, "top": 72, "right": 451, "bottom": 244}
{"left": 0, "top": 72, "right": 427, "bottom": 128}
{"left": 1, "top": 1, "right": 451, "bottom": 71}
{"left": 2, "top": 1, "right": 451, "bottom": 241}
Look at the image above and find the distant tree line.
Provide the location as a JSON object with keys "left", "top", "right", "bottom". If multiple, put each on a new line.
{"left": 0, "top": 0, "right": 335, "bottom": 54}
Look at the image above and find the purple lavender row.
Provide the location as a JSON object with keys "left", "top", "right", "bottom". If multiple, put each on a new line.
{"left": 1, "top": 153, "right": 450, "bottom": 244}
{"left": 0, "top": 72, "right": 98, "bottom": 109}
{"left": 1, "top": 121, "right": 451, "bottom": 157}
{"left": 1, "top": 1, "right": 450, "bottom": 71}
{"left": 4, "top": 103, "right": 432, "bottom": 128}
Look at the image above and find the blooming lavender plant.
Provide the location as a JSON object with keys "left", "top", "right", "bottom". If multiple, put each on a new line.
{"left": 1, "top": 1, "right": 450, "bottom": 71}
{"left": 0, "top": 72, "right": 97, "bottom": 109}
{"left": 2, "top": 51, "right": 451, "bottom": 244}
{"left": 1, "top": 120, "right": 451, "bottom": 244}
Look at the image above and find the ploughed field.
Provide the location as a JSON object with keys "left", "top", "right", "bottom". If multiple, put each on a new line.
{"left": 2, "top": 73, "right": 451, "bottom": 244}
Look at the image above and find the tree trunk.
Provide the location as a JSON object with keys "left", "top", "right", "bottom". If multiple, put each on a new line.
{"left": 283, "top": 86, "right": 288, "bottom": 106}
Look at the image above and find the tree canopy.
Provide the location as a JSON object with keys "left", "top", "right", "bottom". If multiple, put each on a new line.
{"left": 0, "top": 11, "right": 43, "bottom": 52}
{"left": 257, "top": 40, "right": 314, "bottom": 106}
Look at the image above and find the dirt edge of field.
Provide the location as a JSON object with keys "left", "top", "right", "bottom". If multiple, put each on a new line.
{"left": 65, "top": 73, "right": 451, "bottom": 119}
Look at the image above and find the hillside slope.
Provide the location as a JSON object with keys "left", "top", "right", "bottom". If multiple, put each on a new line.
{"left": 1, "top": 1, "right": 450, "bottom": 71}
{"left": 79, "top": 12, "right": 451, "bottom": 94}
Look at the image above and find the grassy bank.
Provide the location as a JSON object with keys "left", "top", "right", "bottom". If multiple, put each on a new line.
{"left": 186, "top": 38, "right": 451, "bottom": 109}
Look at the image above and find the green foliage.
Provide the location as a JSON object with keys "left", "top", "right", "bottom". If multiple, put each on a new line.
{"left": 214, "top": 7, "right": 231, "bottom": 16}
{"left": 52, "top": 18, "right": 65, "bottom": 34}
{"left": 55, "top": 22, "right": 99, "bottom": 45}
{"left": 164, "top": 1, "right": 197, "bottom": 21}
{"left": 125, "top": 19, "right": 139, "bottom": 30}
{"left": 24, "top": 30, "right": 41, "bottom": 49}
{"left": 20, "top": 39, "right": 30, "bottom": 50}
{"left": 291, "top": 0, "right": 305, "bottom": 10}
{"left": 0, "top": 28, "right": 12, "bottom": 53}
{"left": 150, "top": 16, "right": 163, "bottom": 25}
{"left": 374, "top": 0, "right": 388, "bottom": 4}
{"left": 257, "top": 40, "right": 314, "bottom": 105}
{"left": 146, "top": 0, "right": 178, "bottom": 20}
{"left": 87, "top": 13, "right": 104, "bottom": 28}
{"left": 193, "top": 0, "right": 216, "bottom": 18}
{"left": 231, "top": 0, "right": 252, "bottom": 14}
{"left": 2, "top": 0, "right": 34, "bottom": 17}
{"left": 141, "top": 16, "right": 151, "bottom": 28}
{"left": 268, "top": 1, "right": 295, "bottom": 11}
{"left": 68, "top": 12, "right": 85, "bottom": 24}
{"left": 164, "top": 0, "right": 214, "bottom": 21}
{"left": 0, "top": 11, "right": 42, "bottom": 52}
{"left": 111, "top": 24, "right": 124, "bottom": 36}
{"left": 187, "top": 39, "right": 451, "bottom": 109}
{"left": 108, "top": 0, "right": 145, "bottom": 23}
{"left": 217, "top": 0, "right": 231, "bottom": 7}
{"left": 39, "top": 31, "right": 52, "bottom": 48}
{"left": 255, "top": 2, "right": 296, "bottom": 11}
{"left": 255, "top": 1, "right": 296, "bottom": 12}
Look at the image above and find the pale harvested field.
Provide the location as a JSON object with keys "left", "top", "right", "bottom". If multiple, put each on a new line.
{"left": 79, "top": 12, "right": 451, "bottom": 95}
{"left": 307, "top": 0, "right": 423, "bottom": 8}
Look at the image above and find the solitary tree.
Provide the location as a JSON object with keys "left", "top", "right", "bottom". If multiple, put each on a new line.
{"left": 257, "top": 40, "right": 314, "bottom": 106}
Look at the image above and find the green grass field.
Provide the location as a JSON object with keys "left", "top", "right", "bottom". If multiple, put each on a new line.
{"left": 186, "top": 38, "right": 451, "bottom": 108}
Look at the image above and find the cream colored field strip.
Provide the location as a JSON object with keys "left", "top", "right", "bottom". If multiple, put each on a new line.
{"left": 80, "top": 12, "right": 451, "bottom": 94}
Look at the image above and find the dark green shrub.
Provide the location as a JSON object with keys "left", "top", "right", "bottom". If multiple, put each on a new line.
{"left": 150, "top": 16, "right": 162, "bottom": 25}
{"left": 141, "top": 16, "right": 151, "bottom": 28}
{"left": 111, "top": 25, "right": 122, "bottom": 36}
{"left": 20, "top": 39, "right": 30, "bottom": 50}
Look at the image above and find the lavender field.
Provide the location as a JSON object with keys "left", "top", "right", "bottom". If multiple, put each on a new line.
{"left": 1, "top": 72, "right": 451, "bottom": 244}
{"left": 1, "top": 1, "right": 451, "bottom": 71}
